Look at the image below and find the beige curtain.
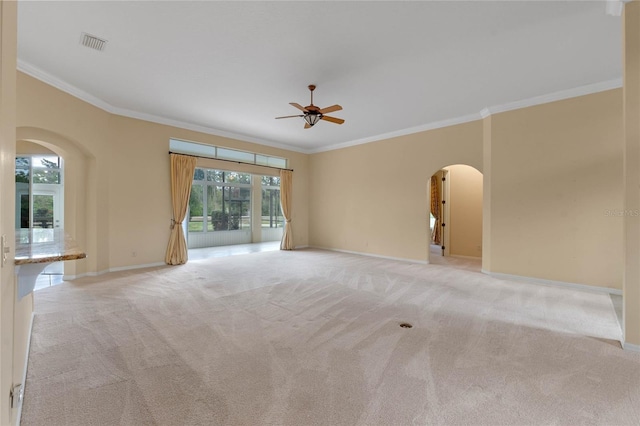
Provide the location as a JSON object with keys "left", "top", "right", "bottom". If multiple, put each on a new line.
{"left": 280, "top": 169, "right": 294, "bottom": 250}
{"left": 165, "top": 153, "right": 197, "bottom": 265}
{"left": 430, "top": 175, "right": 441, "bottom": 245}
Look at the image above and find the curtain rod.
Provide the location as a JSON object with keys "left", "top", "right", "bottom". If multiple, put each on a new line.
{"left": 168, "top": 151, "right": 293, "bottom": 172}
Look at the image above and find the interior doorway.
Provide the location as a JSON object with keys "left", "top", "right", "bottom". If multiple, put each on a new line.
{"left": 429, "top": 169, "right": 447, "bottom": 256}
{"left": 15, "top": 154, "right": 64, "bottom": 230}
{"left": 429, "top": 165, "right": 483, "bottom": 263}
{"left": 15, "top": 149, "right": 65, "bottom": 288}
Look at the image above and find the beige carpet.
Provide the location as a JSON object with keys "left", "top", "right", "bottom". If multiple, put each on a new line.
{"left": 21, "top": 249, "right": 640, "bottom": 425}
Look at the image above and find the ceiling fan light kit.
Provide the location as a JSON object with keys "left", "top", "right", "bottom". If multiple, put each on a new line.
{"left": 276, "top": 85, "right": 345, "bottom": 129}
{"left": 304, "top": 113, "right": 321, "bottom": 126}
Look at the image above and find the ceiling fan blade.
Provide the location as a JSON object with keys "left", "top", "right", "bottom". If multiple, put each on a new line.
{"left": 321, "top": 115, "right": 345, "bottom": 125}
{"left": 290, "top": 102, "right": 308, "bottom": 112}
{"left": 304, "top": 122, "right": 311, "bottom": 129}
{"left": 275, "top": 115, "right": 303, "bottom": 119}
{"left": 319, "top": 104, "right": 342, "bottom": 114}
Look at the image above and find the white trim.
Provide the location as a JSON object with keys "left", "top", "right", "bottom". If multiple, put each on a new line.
{"left": 605, "top": 1, "right": 625, "bottom": 17}
{"left": 483, "top": 270, "right": 623, "bottom": 296}
{"left": 62, "top": 273, "right": 87, "bottom": 280}
{"left": 305, "top": 78, "right": 621, "bottom": 153}
{"left": 294, "top": 245, "right": 310, "bottom": 249}
{"left": 15, "top": 312, "right": 35, "bottom": 426}
{"left": 18, "top": 59, "right": 622, "bottom": 155}
{"left": 117, "top": 107, "right": 302, "bottom": 154}
{"left": 310, "top": 246, "right": 428, "bottom": 265}
{"left": 83, "top": 271, "right": 106, "bottom": 277}
{"left": 17, "top": 60, "right": 114, "bottom": 113}
{"left": 450, "top": 254, "right": 482, "bottom": 260}
{"left": 309, "top": 113, "right": 482, "bottom": 154}
{"left": 17, "top": 60, "right": 310, "bottom": 155}
{"left": 62, "top": 262, "right": 167, "bottom": 280}
{"left": 63, "top": 270, "right": 107, "bottom": 280}
{"left": 107, "top": 262, "right": 167, "bottom": 273}
{"left": 623, "top": 342, "right": 640, "bottom": 353}
{"left": 484, "top": 78, "right": 622, "bottom": 117}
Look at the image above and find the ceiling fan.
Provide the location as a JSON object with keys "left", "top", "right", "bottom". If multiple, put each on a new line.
{"left": 276, "top": 85, "right": 345, "bottom": 129}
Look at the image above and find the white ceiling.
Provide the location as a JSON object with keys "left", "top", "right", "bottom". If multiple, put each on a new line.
{"left": 17, "top": 1, "right": 622, "bottom": 153}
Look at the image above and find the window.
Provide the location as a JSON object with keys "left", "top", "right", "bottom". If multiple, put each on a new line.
{"left": 261, "top": 176, "right": 283, "bottom": 228}
{"left": 32, "top": 156, "right": 62, "bottom": 184}
{"left": 15, "top": 156, "right": 64, "bottom": 229}
{"left": 170, "top": 139, "right": 287, "bottom": 169}
{"left": 189, "top": 168, "right": 251, "bottom": 232}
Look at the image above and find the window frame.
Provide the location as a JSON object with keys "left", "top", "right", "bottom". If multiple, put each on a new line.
{"left": 261, "top": 176, "right": 283, "bottom": 229}
{"left": 189, "top": 168, "right": 252, "bottom": 234}
{"left": 170, "top": 138, "right": 288, "bottom": 169}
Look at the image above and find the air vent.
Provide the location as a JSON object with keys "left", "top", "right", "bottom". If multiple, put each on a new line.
{"left": 80, "top": 33, "right": 107, "bottom": 52}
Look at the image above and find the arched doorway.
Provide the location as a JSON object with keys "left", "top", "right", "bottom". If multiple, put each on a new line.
{"left": 428, "top": 164, "right": 483, "bottom": 267}
{"left": 15, "top": 142, "right": 66, "bottom": 287}
{"left": 16, "top": 127, "right": 96, "bottom": 279}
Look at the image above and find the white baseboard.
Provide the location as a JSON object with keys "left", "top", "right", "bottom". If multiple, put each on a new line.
{"left": 310, "top": 246, "right": 428, "bottom": 265}
{"left": 294, "top": 245, "right": 309, "bottom": 249}
{"left": 107, "top": 262, "right": 167, "bottom": 273}
{"left": 450, "top": 254, "right": 482, "bottom": 260}
{"left": 15, "top": 312, "right": 35, "bottom": 426}
{"left": 623, "top": 342, "right": 640, "bottom": 353}
{"left": 63, "top": 262, "right": 167, "bottom": 280}
{"left": 62, "top": 273, "right": 88, "bottom": 280}
{"left": 482, "top": 270, "right": 622, "bottom": 296}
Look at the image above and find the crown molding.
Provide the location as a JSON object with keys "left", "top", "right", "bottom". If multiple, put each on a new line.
{"left": 309, "top": 112, "right": 483, "bottom": 154}
{"left": 17, "top": 60, "right": 312, "bottom": 154}
{"left": 313, "top": 78, "right": 622, "bottom": 153}
{"left": 18, "top": 59, "right": 115, "bottom": 113}
{"left": 484, "top": 78, "right": 622, "bottom": 117}
{"left": 18, "top": 59, "right": 622, "bottom": 156}
{"left": 109, "top": 105, "right": 311, "bottom": 154}
{"left": 606, "top": 0, "right": 632, "bottom": 17}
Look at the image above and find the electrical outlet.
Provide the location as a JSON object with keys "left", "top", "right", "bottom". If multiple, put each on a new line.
{"left": 132, "top": 251, "right": 137, "bottom": 258}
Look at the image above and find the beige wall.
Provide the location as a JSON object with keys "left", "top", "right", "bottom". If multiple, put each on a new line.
{"left": 309, "top": 121, "right": 483, "bottom": 262}
{"left": 17, "top": 61, "right": 622, "bottom": 291}
{"left": 0, "top": 3, "right": 33, "bottom": 425}
{"left": 309, "top": 89, "right": 623, "bottom": 290}
{"left": 490, "top": 90, "right": 623, "bottom": 289}
{"left": 445, "top": 164, "right": 483, "bottom": 258}
{"left": 16, "top": 140, "right": 55, "bottom": 155}
{"left": 13, "top": 39, "right": 630, "bottom": 343}
{"left": 17, "top": 74, "right": 110, "bottom": 275}
{"left": 16, "top": 73, "right": 309, "bottom": 273}
{"left": 623, "top": 1, "right": 640, "bottom": 346}
{"left": 0, "top": 1, "right": 16, "bottom": 423}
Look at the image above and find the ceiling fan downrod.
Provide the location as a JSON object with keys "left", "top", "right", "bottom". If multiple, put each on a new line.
{"left": 308, "top": 84, "right": 316, "bottom": 106}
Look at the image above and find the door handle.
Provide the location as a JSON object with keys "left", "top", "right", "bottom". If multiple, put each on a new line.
{"left": 1, "top": 235, "right": 9, "bottom": 267}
